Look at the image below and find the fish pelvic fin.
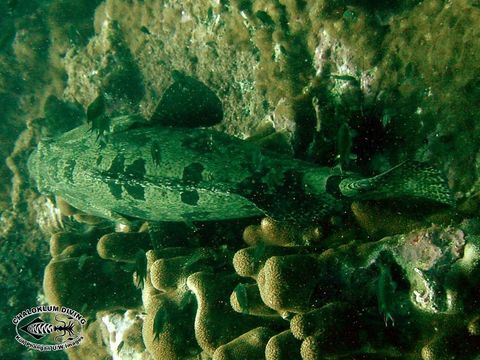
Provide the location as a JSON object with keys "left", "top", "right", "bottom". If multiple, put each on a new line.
{"left": 339, "top": 161, "right": 455, "bottom": 206}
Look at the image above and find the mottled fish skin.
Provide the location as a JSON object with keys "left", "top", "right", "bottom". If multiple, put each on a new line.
{"left": 339, "top": 161, "right": 455, "bottom": 206}
{"left": 28, "top": 121, "right": 326, "bottom": 223}
{"left": 28, "top": 117, "right": 454, "bottom": 224}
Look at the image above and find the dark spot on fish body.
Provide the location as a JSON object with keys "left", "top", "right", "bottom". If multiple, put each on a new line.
{"left": 181, "top": 190, "right": 200, "bottom": 205}
{"left": 63, "top": 159, "right": 76, "bottom": 182}
{"left": 182, "top": 163, "right": 204, "bottom": 185}
{"left": 108, "top": 154, "right": 125, "bottom": 174}
{"left": 96, "top": 155, "right": 103, "bottom": 166}
{"left": 124, "top": 183, "right": 145, "bottom": 201}
{"left": 126, "top": 159, "right": 146, "bottom": 179}
{"left": 140, "top": 26, "right": 150, "bottom": 34}
{"left": 107, "top": 180, "right": 123, "bottom": 200}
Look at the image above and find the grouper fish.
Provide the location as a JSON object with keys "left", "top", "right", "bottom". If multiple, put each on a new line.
{"left": 28, "top": 115, "right": 454, "bottom": 224}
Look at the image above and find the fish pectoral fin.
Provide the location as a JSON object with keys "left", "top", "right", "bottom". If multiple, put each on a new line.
{"left": 339, "top": 161, "right": 455, "bottom": 206}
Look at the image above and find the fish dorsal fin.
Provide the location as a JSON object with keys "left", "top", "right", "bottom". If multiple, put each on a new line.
{"left": 150, "top": 71, "right": 223, "bottom": 128}
{"left": 339, "top": 161, "right": 455, "bottom": 206}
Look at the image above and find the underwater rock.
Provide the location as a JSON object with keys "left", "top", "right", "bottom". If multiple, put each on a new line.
{"left": 55, "top": 195, "right": 78, "bottom": 216}
{"left": 257, "top": 253, "right": 322, "bottom": 313}
{"left": 212, "top": 326, "right": 276, "bottom": 360}
{"left": 265, "top": 329, "right": 302, "bottom": 360}
{"left": 97, "top": 232, "right": 151, "bottom": 262}
{"left": 231, "top": 225, "right": 480, "bottom": 358}
{"left": 43, "top": 249, "right": 142, "bottom": 314}
{"left": 352, "top": 200, "right": 424, "bottom": 238}
{"left": 101, "top": 311, "right": 147, "bottom": 360}
{"left": 420, "top": 319, "right": 480, "bottom": 360}
{"left": 290, "top": 302, "right": 352, "bottom": 341}
{"left": 243, "top": 217, "right": 323, "bottom": 247}
{"left": 34, "top": 196, "right": 480, "bottom": 360}
{"left": 31, "top": 96, "right": 84, "bottom": 139}
{"left": 186, "top": 271, "right": 282, "bottom": 356}
{"left": 142, "top": 245, "right": 208, "bottom": 359}
{"left": 141, "top": 288, "right": 200, "bottom": 359}
{"left": 230, "top": 282, "right": 279, "bottom": 318}
{"left": 352, "top": 199, "right": 456, "bottom": 239}
{"left": 63, "top": 19, "right": 144, "bottom": 115}
{"left": 64, "top": 317, "right": 111, "bottom": 360}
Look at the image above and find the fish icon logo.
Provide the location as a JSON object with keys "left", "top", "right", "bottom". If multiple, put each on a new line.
{"left": 20, "top": 315, "right": 76, "bottom": 341}
{"left": 13, "top": 305, "right": 85, "bottom": 351}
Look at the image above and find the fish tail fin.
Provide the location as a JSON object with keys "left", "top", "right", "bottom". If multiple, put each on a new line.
{"left": 339, "top": 161, "right": 455, "bottom": 206}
